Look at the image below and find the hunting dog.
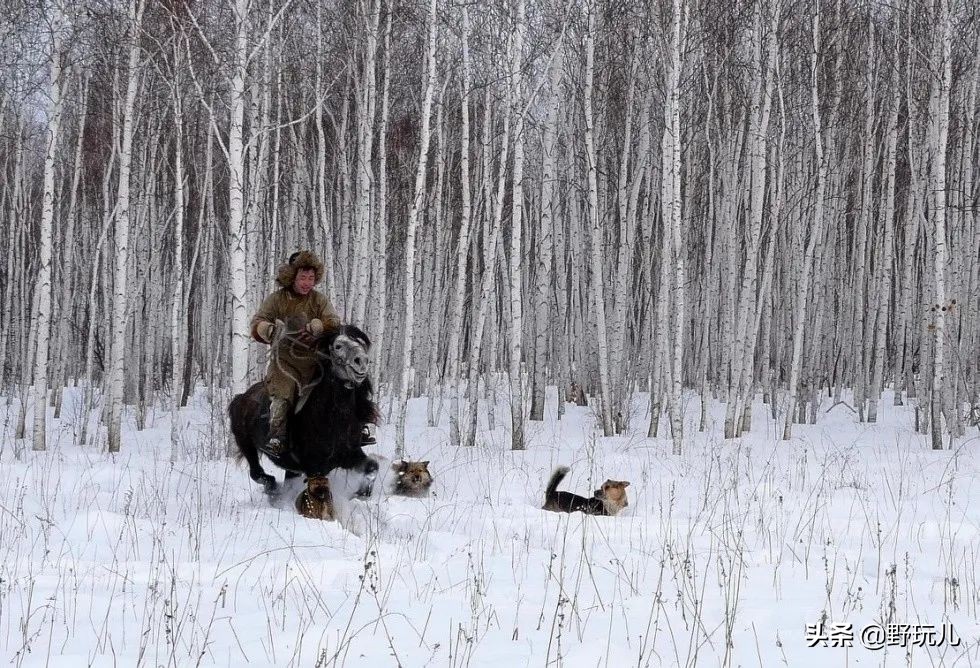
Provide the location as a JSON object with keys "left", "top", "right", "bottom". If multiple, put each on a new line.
{"left": 295, "top": 475, "right": 334, "bottom": 520}
{"left": 390, "top": 460, "right": 433, "bottom": 497}
{"left": 543, "top": 466, "right": 630, "bottom": 516}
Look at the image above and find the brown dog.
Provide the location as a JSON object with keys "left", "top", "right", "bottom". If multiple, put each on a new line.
{"left": 542, "top": 467, "right": 629, "bottom": 516}
{"left": 295, "top": 475, "right": 334, "bottom": 520}
{"left": 391, "top": 460, "right": 433, "bottom": 497}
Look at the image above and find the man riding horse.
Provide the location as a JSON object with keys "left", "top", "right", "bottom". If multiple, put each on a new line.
{"left": 249, "top": 250, "right": 376, "bottom": 456}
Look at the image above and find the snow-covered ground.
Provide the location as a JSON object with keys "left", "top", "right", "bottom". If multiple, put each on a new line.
{"left": 1, "top": 386, "right": 978, "bottom": 667}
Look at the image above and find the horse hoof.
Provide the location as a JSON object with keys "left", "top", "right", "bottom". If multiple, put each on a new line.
{"left": 256, "top": 474, "right": 278, "bottom": 494}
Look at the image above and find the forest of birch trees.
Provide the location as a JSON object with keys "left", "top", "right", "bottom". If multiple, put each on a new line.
{"left": 1, "top": 0, "right": 978, "bottom": 454}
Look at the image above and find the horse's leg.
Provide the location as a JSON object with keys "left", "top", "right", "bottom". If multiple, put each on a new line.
{"left": 229, "top": 389, "right": 279, "bottom": 495}
{"left": 252, "top": 462, "right": 279, "bottom": 495}
{"left": 234, "top": 430, "right": 278, "bottom": 494}
{"left": 248, "top": 451, "right": 279, "bottom": 494}
{"left": 351, "top": 456, "right": 380, "bottom": 498}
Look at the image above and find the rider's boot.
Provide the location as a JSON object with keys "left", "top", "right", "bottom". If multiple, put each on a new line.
{"left": 360, "top": 423, "right": 377, "bottom": 446}
{"left": 266, "top": 396, "right": 291, "bottom": 456}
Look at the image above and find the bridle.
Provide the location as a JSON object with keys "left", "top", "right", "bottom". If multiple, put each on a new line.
{"left": 272, "top": 326, "right": 371, "bottom": 388}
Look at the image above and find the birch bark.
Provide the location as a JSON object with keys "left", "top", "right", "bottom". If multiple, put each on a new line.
{"left": 107, "top": 0, "right": 145, "bottom": 453}
{"left": 31, "top": 11, "right": 65, "bottom": 451}
{"left": 583, "top": 6, "right": 614, "bottom": 436}
{"left": 529, "top": 40, "right": 562, "bottom": 423}
{"left": 395, "top": 0, "right": 438, "bottom": 455}
{"left": 928, "top": 0, "right": 951, "bottom": 449}
{"left": 663, "top": 0, "right": 685, "bottom": 455}
{"left": 351, "top": 0, "right": 380, "bottom": 325}
{"left": 783, "top": 6, "right": 826, "bottom": 441}
{"left": 868, "top": 20, "right": 901, "bottom": 423}
{"left": 228, "top": 0, "right": 251, "bottom": 397}
{"left": 508, "top": 0, "right": 526, "bottom": 450}
{"left": 448, "top": 6, "right": 473, "bottom": 444}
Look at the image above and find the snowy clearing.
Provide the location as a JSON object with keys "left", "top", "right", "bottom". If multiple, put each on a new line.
{"left": 2, "top": 387, "right": 978, "bottom": 667}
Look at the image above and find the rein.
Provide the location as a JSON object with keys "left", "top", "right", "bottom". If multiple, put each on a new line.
{"left": 272, "top": 327, "right": 366, "bottom": 388}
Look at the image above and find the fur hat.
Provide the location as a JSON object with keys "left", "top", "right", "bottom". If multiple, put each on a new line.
{"left": 276, "top": 250, "right": 324, "bottom": 288}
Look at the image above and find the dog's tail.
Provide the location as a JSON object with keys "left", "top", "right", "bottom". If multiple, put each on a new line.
{"left": 545, "top": 466, "right": 570, "bottom": 504}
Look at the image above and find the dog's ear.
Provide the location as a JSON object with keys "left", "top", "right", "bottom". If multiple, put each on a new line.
{"left": 621, "top": 481, "right": 630, "bottom": 487}
{"left": 391, "top": 461, "right": 404, "bottom": 471}
{"left": 420, "top": 460, "right": 430, "bottom": 469}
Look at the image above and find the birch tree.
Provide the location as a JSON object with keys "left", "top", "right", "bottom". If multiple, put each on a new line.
{"left": 0, "top": 0, "right": 975, "bottom": 460}
{"left": 395, "top": 0, "right": 437, "bottom": 455}
{"left": 465, "top": 45, "right": 514, "bottom": 449}
{"left": 507, "top": 0, "right": 526, "bottom": 450}
{"left": 868, "top": 13, "right": 901, "bottom": 424}
{"left": 783, "top": 3, "right": 827, "bottom": 441}
{"left": 583, "top": 4, "right": 614, "bottom": 436}
{"left": 30, "top": 7, "right": 65, "bottom": 452}
{"left": 228, "top": 0, "right": 251, "bottom": 397}
{"left": 448, "top": 5, "right": 474, "bottom": 445}
{"left": 663, "top": 0, "right": 686, "bottom": 455}
{"left": 529, "top": 35, "right": 562, "bottom": 423}
{"left": 350, "top": 0, "right": 380, "bottom": 326}
{"left": 107, "top": 0, "right": 145, "bottom": 453}
{"left": 927, "top": 0, "right": 952, "bottom": 449}
{"left": 724, "top": 2, "right": 776, "bottom": 439}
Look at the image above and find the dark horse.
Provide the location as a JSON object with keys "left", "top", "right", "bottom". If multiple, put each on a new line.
{"left": 228, "top": 323, "right": 380, "bottom": 497}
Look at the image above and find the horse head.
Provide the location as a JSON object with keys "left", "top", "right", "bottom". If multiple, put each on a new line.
{"left": 319, "top": 325, "right": 371, "bottom": 387}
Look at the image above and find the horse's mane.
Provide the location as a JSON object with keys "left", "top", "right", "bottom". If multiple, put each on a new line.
{"left": 320, "top": 324, "right": 371, "bottom": 352}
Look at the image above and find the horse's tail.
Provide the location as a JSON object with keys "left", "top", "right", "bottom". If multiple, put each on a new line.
{"left": 227, "top": 392, "right": 249, "bottom": 463}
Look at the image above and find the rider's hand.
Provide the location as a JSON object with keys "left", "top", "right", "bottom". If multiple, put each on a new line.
{"left": 306, "top": 318, "right": 324, "bottom": 337}
{"left": 259, "top": 320, "right": 285, "bottom": 343}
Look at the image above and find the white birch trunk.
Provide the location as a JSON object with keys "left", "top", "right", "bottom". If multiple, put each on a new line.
{"left": 584, "top": 6, "right": 614, "bottom": 436}
{"left": 31, "top": 15, "right": 64, "bottom": 452}
{"left": 724, "top": 5, "right": 775, "bottom": 439}
{"left": 851, "top": 24, "right": 876, "bottom": 419}
{"left": 370, "top": 6, "right": 392, "bottom": 385}
{"left": 868, "top": 24, "right": 901, "bottom": 424}
{"left": 529, "top": 41, "right": 562, "bottom": 423}
{"left": 0, "top": 118, "right": 25, "bottom": 394}
{"left": 448, "top": 6, "right": 473, "bottom": 444}
{"left": 664, "top": 0, "right": 685, "bottom": 455}
{"left": 395, "top": 0, "right": 438, "bottom": 455}
{"left": 107, "top": 1, "right": 144, "bottom": 453}
{"left": 929, "top": 0, "right": 951, "bottom": 449}
{"left": 313, "top": 5, "right": 337, "bottom": 307}
{"left": 783, "top": 7, "right": 826, "bottom": 441}
{"left": 507, "top": 0, "right": 526, "bottom": 450}
{"left": 351, "top": 0, "right": 380, "bottom": 325}
{"left": 228, "top": 0, "right": 251, "bottom": 397}
{"left": 465, "top": 80, "right": 513, "bottom": 448}
{"left": 171, "top": 69, "right": 187, "bottom": 400}
{"left": 53, "top": 70, "right": 89, "bottom": 421}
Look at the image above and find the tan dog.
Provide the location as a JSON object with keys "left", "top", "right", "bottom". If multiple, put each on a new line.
{"left": 542, "top": 467, "right": 629, "bottom": 516}
{"left": 391, "top": 460, "right": 433, "bottom": 497}
{"left": 295, "top": 475, "right": 334, "bottom": 520}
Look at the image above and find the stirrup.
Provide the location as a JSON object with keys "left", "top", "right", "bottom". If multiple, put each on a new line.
{"left": 264, "top": 437, "right": 288, "bottom": 457}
